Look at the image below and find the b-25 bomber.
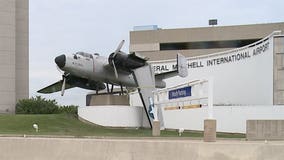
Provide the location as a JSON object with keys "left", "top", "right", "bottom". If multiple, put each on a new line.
{"left": 38, "top": 40, "right": 188, "bottom": 96}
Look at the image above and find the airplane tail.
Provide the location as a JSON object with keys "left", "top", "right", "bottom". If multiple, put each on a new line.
{"left": 154, "top": 53, "right": 188, "bottom": 88}
{"left": 177, "top": 53, "right": 188, "bottom": 77}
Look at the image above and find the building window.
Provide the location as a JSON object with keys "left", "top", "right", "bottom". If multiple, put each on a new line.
{"left": 160, "top": 39, "right": 260, "bottom": 50}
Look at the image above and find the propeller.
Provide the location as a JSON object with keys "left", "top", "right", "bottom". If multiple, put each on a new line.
{"left": 111, "top": 40, "right": 125, "bottom": 79}
{"left": 56, "top": 65, "right": 67, "bottom": 96}
{"left": 61, "top": 75, "right": 66, "bottom": 96}
{"left": 112, "top": 60, "right": 119, "bottom": 79}
{"left": 115, "top": 40, "right": 125, "bottom": 54}
{"left": 60, "top": 73, "right": 70, "bottom": 96}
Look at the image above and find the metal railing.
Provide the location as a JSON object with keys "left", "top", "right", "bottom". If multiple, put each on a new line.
{"left": 153, "top": 79, "right": 209, "bottom": 109}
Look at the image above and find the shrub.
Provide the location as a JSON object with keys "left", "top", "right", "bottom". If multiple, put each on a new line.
{"left": 59, "top": 105, "right": 78, "bottom": 115}
{"left": 16, "top": 96, "right": 78, "bottom": 114}
{"left": 16, "top": 96, "right": 59, "bottom": 114}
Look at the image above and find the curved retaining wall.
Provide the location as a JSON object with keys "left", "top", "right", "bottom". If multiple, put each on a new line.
{"left": 78, "top": 105, "right": 284, "bottom": 133}
{"left": 78, "top": 106, "right": 143, "bottom": 127}
{"left": 0, "top": 137, "right": 284, "bottom": 160}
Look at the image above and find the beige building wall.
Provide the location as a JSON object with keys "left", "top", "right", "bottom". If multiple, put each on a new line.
{"left": 130, "top": 22, "right": 284, "bottom": 61}
{"left": 0, "top": 0, "right": 28, "bottom": 113}
{"left": 0, "top": 0, "right": 16, "bottom": 113}
{"left": 15, "top": 0, "right": 29, "bottom": 101}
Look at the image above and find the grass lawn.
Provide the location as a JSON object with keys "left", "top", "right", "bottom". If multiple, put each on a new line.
{"left": 0, "top": 114, "right": 245, "bottom": 138}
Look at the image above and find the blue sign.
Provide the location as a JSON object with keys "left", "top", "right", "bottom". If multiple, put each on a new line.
{"left": 168, "top": 86, "right": 191, "bottom": 99}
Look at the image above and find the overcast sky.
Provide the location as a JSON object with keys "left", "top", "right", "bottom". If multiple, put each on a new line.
{"left": 30, "top": 0, "right": 284, "bottom": 106}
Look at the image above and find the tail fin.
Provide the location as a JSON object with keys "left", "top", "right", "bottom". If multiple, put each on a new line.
{"left": 177, "top": 53, "right": 188, "bottom": 77}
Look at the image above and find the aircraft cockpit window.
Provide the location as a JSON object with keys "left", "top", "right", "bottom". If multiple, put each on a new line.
{"left": 93, "top": 53, "right": 100, "bottom": 59}
{"left": 76, "top": 52, "right": 93, "bottom": 59}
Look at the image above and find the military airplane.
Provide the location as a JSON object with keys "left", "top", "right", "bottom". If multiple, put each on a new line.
{"left": 38, "top": 40, "right": 188, "bottom": 96}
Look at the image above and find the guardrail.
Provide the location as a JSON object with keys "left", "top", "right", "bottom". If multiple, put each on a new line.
{"left": 153, "top": 79, "right": 209, "bottom": 110}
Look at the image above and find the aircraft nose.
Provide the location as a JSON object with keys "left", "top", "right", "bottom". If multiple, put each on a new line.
{"left": 55, "top": 54, "right": 66, "bottom": 68}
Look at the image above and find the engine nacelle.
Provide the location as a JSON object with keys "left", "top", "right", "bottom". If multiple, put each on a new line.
{"left": 108, "top": 52, "right": 146, "bottom": 71}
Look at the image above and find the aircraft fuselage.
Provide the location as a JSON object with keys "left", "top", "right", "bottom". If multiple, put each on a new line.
{"left": 59, "top": 52, "right": 137, "bottom": 87}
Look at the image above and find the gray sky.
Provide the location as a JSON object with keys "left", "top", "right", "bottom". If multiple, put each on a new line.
{"left": 30, "top": 0, "right": 284, "bottom": 106}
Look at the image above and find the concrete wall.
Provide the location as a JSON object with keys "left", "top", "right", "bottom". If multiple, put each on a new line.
{"left": 86, "top": 94, "right": 129, "bottom": 106}
{"left": 0, "top": 0, "right": 28, "bottom": 113}
{"left": 0, "top": 137, "right": 284, "bottom": 160}
{"left": 247, "top": 120, "right": 284, "bottom": 140}
{"left": 274, "top": 36, "right": 284, "bottom": 104}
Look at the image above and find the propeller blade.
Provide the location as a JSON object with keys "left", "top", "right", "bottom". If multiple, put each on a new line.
{"left": 112, "top": 60, "right": 118, "bottom": 79}
{"left": 61, "top": 76, "right": 66, "bottom": 96}
{"left": 114, "top": 40, "right": 125, "bottom": 54}
{"left": 56, "top": 65, "right": 64, "bottom": 75}
{"left": 110, "top": 40, "right": 124, "bottom": 79}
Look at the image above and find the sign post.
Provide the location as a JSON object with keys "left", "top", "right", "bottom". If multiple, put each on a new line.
{"left": 208, "top": 77, "right": 214, "bottom": 119}
{"left": 204, "top": 77, "right": 216, "bottom": 142}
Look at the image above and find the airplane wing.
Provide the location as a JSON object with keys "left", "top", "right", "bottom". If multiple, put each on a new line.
{"left": 128, "top": 52, "right": 149, "bottom": 61}
{"left": 38, "top": 75, "right": 106, "bottom": 94}
{"left": 38, "top": 80, "right": 74, "bottom": 94}
{"left": 155, "top": 70, "right": 178, "bottom": 80}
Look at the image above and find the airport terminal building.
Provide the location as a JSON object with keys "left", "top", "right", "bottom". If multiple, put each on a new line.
{"left": 80, "top": 22, "right": 284, "bottom": 132}
{"left": 0, "top": 0, "right": 29, "bottom": 113}
{"left": 130, "top": 22, "right": 284, "bottom": 105}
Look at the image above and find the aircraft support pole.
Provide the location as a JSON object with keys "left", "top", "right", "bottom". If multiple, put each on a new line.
{"left": 111, "top": 84, "right": 114, "bottom": 93}
{"left": 106, "top": 83, "right": 110, "bottom": 93}
{"left": 120, "top": 84, "right": 124, "bottom": 95}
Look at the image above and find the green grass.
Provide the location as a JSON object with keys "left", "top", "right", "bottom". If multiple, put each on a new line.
{"left": 0, "top": 114, "right": 245, "bottom": 138}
